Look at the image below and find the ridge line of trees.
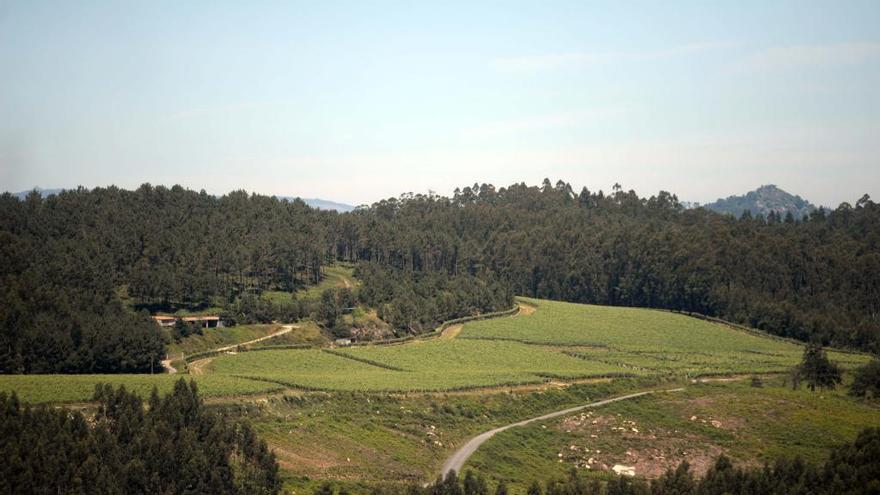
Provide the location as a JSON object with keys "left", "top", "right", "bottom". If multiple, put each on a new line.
{"left": 3, "top": 181, "right": 878, "bottom": 374}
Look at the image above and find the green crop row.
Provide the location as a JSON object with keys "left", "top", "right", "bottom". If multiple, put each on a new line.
{"left": 0, "top": 374, "right": 282, "bottom": 404}
{"left": 9, "top": 297, "right": 870, "bottom": 402}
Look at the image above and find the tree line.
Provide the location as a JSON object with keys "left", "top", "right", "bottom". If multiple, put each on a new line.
{"left": 355, "top": 264, "right": 512, "bottom": 335}
{"left": 333, "top": 181, "right": 879, "bottom": 352}
{"left": 0, "top": 379, "right": 280, "bottom": 494}
{"left": 0, "top": 185, "right": 331, "bottom": 373}
{"left": 2, "top": 180, "right": 878, "bottom": 373}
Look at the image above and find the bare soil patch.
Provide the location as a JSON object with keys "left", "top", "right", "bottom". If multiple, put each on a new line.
{"left": 188, "top": 357, "right": 214, "bottom": 376}
{"left": 517, "top": 303, "right": 537, "bottom": 316}
{"left": 553, "top": 410, "right": 726, "bottom": 478}
{"left": 441, "top": 324, "right": 463, "bottom": 339}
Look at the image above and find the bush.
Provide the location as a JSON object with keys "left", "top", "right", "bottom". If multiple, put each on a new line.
{"left": 850, "top": 359, "right": 880, "bottom": 398}
{"left": 791, "top": 343, "right": 842, "bottom": 391}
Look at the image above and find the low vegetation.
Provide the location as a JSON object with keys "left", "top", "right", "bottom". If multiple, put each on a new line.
{"left": 248, "top": 378, "right": 651, "bottom": 491}
{"left": 461, "top": 299, "right": 867, "bottom": 377}
{"left": 167, "top": 323, "right": 325, "bottom": 357}
{"left": 0, "top": 296, "right": 877, "bottom": 493}
{"left": 0, "top": 373, "right": 283, "bottom": 403}
{"left": 191, "top": 298, "right": 870, "bottom": 395}
{"left": 209, "top": 339, "right": 633, "bottom": 392}
{"left": 464, "top": 378, "right": 880, "bottom": 490}
{"left": 406, "top": 426, "right": 880, "bottom": 495}
{"left": 849, "top": 359, "right": 880, "bottom": 398}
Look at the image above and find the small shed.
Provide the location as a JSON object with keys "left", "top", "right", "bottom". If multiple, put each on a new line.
{"left": 151, "top": 316, "right": 177, "bottom": 327}
{"left": 152, "top": 315, "right": 222, "bottom": 328}
{"left": 182, "top": 316, "right": 221, "bottom": 328}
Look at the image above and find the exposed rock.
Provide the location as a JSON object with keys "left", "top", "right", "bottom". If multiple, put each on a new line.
{"left": 613, "top": 464, "right": 636, "bottom": 477}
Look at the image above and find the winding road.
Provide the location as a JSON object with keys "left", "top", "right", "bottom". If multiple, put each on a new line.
{"left": 212, "top": 324, "right": 297, "bottom": 352}
{"left": 160, "top": 358, "right": 177, "bottom": 374}
{"left": 440, "top": 388, "right": 685, "bottom": 477}
{"left": 166, "top": 324, "right": 297, "bottom": 375}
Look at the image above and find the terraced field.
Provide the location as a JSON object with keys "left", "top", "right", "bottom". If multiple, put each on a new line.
{"left": 168, "top": 323, "right": 290, "bottom": 356}
{"left": 462, "top": 299, "right": 785, "bottom": 352}
{"left": 0, "top": 373, "right": 282, "bottom": 404}
{"left": 461, "top": 298, "right": 868, "bottom": 376}
{"left": 210, "top": 339, "right": 635, "bottom": 392}
{"left": 2, "top": 297, "right": 869, "bottom": 402}
{"left": 199, "top": 297, "right": 869, "bottom": 393}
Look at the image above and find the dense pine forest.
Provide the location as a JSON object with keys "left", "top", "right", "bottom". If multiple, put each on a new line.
{"left": 0, "top": 379, "right": 280, "bottom": 494}
{"left": 1, "top": 180, "right": 878, "bottom": 373}
{"left": 348, "top": 181, "right": 880, "bottom": 352}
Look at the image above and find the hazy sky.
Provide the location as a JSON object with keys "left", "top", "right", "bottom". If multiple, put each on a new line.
{"left": 1, "top": 1, "right": 878, "bottom": 207}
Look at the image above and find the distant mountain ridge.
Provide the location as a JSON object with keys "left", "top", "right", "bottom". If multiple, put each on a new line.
{"left": 281, "top": 197, "right": 356, "bottom": 212}
{"left": 10, "top": 187, "right": 356, "bottom": 213}
{"left": 12, "top": 187, "right": 64, "bottom": 200}
{"left": 701, "top": 185, "right": 818, "bottom": 219}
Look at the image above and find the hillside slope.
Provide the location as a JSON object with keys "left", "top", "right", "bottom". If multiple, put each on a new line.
{"left": 702, "top": 184, "right": 818, "bottom": 219}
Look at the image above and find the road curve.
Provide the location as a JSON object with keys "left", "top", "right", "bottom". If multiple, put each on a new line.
{"left": 440, "top": 389, "right": 682, "bottom": 477}
{"left": 212, "top": 324, "right": 296, "bottom": 352}
{"left": 164, "top": 324, "right": 297, "bottom": 374}
{"left": 160, "top": 359, "right": 177, "bottom": 374}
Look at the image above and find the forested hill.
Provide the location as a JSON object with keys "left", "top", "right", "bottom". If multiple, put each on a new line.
{"left": 702, "top": 184, "right": 820, "bottom": 220}
{"left": 12, "top": 188, "right": 356, "bottom": 212}
{"left": 1, "top": 181, "right": 879, "bottom": 374}
{"left": 346, "top": 181, "right": 879, "bottom": 352}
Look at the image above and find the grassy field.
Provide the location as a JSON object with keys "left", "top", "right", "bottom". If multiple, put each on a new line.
{"left": 461, "top": 299, "right": 796, "bottom": 352}
{"left": 1, "top": 295, "right": 876, "bottom": 492}
{"left": 168, "top": 322, "right": 327, "bottom": 357}
{"left": 0, "top": 323, "right": 328, "bottom": 403}
{"left": 0, "top": 373, "right": 282, "bottom": 404}
{"left": 461, "top": 298, "right": 868, "bottom": 375}
{"left": 197, "top": 297, "right": 869, "bottom": 393}
{"left": 248, "top": 321, "right": 327, "bottom": 347}
{"left": 262, "top": 263, "right": 357, "bottom": 304}
{"left": 168, "top": 323, "right": 288, "bottom": 356}
{"left": 243, "top": 378, "right": 653, "bottom": 492}
{"left": 208, "top": 339, "right": 635, "bottom": 392}
{"left": 463, "top": 377, "right": 880, "bottom": 491}
{"left": 2, "top": 297, "right": 869, "bottom": 401}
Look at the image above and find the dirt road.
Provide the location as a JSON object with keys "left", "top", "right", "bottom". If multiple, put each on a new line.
{"left": 160, "top": 359, "right": 177, "bottom": 374}
{"left": 440, "top": 324, "right": 463, "bottom": 339}
{"left": 212, "top": 324, "right": 296, "bottom": 353}
{"left": 167, "top": 324, "right": 297, "bottom": 375}
{"left": 440, "top": 388, "right": 685, "bottom": 477}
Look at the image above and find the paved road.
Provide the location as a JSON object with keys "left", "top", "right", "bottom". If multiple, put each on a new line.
{"left": 440, "top": 388, "right": 684, "bottom": 477}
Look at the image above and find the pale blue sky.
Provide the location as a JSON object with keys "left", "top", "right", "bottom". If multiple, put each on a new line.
{"left": 1, "top": 1, "right": 878, "bottom": 206}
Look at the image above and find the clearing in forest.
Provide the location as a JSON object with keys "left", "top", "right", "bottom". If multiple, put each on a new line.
{"left": 199, "top": 297, "right": 869, "bottom": 392}
{"left": 460, "top": 298, "right": 867, "bottom": 376}
{"left": 1, "top": 297, "right": 869, "bottom": 402}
